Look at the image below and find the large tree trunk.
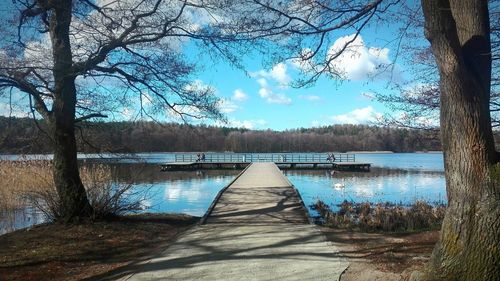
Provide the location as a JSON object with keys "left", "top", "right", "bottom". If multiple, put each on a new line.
{"left": 51, "top": 106, "right": 93, "bottom": 222}
{"left": 49, "top": 0, "right": 93, "bottom": 221}
{"left": 417, "top": 0, "right": 500, "bottom": 280}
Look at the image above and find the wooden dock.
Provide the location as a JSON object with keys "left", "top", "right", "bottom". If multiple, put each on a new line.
{"left": 161, "top": 153, "right": 370, "bottom": 171}
{"left": 127, "top": 163, "right": 348, "bottom": 280}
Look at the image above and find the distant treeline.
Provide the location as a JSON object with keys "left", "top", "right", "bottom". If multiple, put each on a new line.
{"left": 0, "top": 116, "right": 448, "bottom": 153}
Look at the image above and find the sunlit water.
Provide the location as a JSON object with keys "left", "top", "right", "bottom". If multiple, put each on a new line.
{"left": 0, "top": 152, "right": 446, "bottom": 235}
{"left": 127, "top": 171, "right": 238, "bottom": 216}
{"left": 355, "top": 152, "right": 444, "bottom": 171}
{"left": 286, "top": 169, "right": 446, "bottom": 217}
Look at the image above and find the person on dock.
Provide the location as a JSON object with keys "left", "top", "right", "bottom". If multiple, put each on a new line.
{"left": 201, "top": 153, "right": 206, "bottom": 162}
{"left": 326, "top": 153, "right": 336, "bottom": 163}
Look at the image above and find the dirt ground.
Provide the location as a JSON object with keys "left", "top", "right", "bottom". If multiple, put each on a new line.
{"left": 321, "top": 227, "right": 440, "bottom": 281}
{"left": 0, "top": 216, "right": 439, "bottom": 281}
{"left": 0, "top": 214, "right": 198, "bottom": 281}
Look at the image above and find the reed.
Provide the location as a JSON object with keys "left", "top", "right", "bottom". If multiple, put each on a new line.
{"left": 0, "top": 159, "right": 53, "bottom": 212}
{"left": 312, "top": 199, "right": 446, "bottom": 232}
{"left": 0, "top": 160, "right": 145, "bottom": 221}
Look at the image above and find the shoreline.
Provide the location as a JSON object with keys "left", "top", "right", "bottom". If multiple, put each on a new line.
{"left": 0, "top": 212, "right": 438, "bottom": 281}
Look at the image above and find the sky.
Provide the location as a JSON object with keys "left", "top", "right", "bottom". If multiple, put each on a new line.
{"left": 192, "top": 27, "right": 419, "bottom": 131}
{"left": 0, "top": 1, "right": 429, "bottom": 131}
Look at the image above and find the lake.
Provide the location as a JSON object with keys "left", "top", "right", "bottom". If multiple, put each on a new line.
{"left": 0, "top": 152, "right": 446, "bottom": 234}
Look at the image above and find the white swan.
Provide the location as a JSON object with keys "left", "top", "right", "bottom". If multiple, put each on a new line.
{"left": 333, "top": 178, "right": 346, "bottom": 189}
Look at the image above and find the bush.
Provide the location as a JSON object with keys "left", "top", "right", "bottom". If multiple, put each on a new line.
{"left": 0, "top": 160, "right": 148, "bottom": 222}
{"left": 311, "top": 199, "right": 446, "bottom": 232}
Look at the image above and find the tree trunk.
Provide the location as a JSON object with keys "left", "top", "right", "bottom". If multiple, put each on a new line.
{"left": 416, "top": 0, "right": 500, "bottom": 280}
{"left": 51, "top": 109, "right": 93, "bottom": 222}
{"left": 49, "top": 0, "right": 93, "bottom": 221}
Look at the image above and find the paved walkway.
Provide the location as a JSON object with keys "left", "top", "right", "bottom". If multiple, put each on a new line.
{"left": 125, "top": 163, "right": 348, "bottom": 281}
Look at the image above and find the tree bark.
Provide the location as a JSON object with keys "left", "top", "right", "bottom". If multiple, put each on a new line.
{"left": 417, "top": 0, "right": 500, "bottom": 280}
{"left": 49, "top": 0, "right": 93, "bottom": 221}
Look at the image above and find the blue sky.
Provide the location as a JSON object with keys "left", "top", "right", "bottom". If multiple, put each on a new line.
{"left": 192, "top": 28, "right": 419, "bottom": 131}
{"left": 0, "top": 1, "right": 429, "bottom": 131}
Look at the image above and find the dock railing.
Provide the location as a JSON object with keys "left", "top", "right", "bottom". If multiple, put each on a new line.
{"left": 174, "top": 153, "right": 355, "bottom": 163}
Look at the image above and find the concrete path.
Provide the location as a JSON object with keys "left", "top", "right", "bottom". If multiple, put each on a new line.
{"left": 125, "top": 163, "right": 348, "bottom": 281}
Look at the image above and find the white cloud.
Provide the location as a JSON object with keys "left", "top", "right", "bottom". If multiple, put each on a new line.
{"left": 311, "top": 120, "right": 326, "bottom": 127}
{"left": 331, "top": 106, "right": 382, "bottom": 124}
{"left": 215, "top": 118, "right": 267, "bottom": 129}
{"left": 269, "top": 63, "right": 291, "bottom": 87}
{"left": 257, "top": 78, "right": 268, "bottom": 88}
{"left": 232, "top": 89, "right": 248, "bottom": 102}
{"left": 184, "top": 79, "right": 212, "bottom": 92}
{"left": 290, "top": 48, "right": 316, "bottom": 72}
{"left": 141, "top": 92, "right": 153, "bottom": 106}
{"left": 121, "top": 108, "right": 135, "bottom": 119}
{"left": 254, "top": 78, "right": 292, "bottom": 105}
{"left": 299, "top": 95, "right": 322, "bottom": 102}
{"left": 251, "top": 63, "right": 291, "bottom": 88}
{"left": 258, "top": 85, "right": 292, "bottom": 105}
{"left": 327, "top": 34, "right": 394, "bottom": 81}
{"left": 240, "top": 63, "right": 294, "bottom": 106}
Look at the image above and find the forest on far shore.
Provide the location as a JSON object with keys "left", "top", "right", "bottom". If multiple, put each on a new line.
{"left": 0, "top": 117, "right": 453, "bottom": 153}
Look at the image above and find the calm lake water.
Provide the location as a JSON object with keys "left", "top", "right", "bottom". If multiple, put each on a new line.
{"left": 0, "top": 152, "right": 446, "bottom": 234}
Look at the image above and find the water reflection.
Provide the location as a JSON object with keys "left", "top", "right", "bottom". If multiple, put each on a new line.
{"left": 0, "top": 208, "right": 46, "bottom": 235}
{"left": 355, "top": 153, "right": 444, "bottom": 171}
{"left": 0, "top": 164, "right": 238, "bottom": 234}
{"left": 111, "top": 164, "right": 238, "bottom": 216}
{"left": 285, "top": 169, "right": 446, "bottom": 216}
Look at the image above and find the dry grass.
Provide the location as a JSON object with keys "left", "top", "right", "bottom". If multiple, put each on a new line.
{"left": 0, "top": 159, "right": 53, "bottom": 212}
{"left": 0, "top": 159, "right": 145, "bottom": 222}
{"left": 312, "top": 200, "right": 446, "bottom": 232}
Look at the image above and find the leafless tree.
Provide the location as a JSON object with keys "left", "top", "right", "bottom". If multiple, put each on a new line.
{"left": 1, "top": 1, "right": 498, "bottom": 278}
{"left": 0, "top": 0, "right": 243, "bottom": 221}
{"left": 0, "top": 0, "right": 408, "bottom": 222}
{"left": 376, "top": 1, "right": 499, "bottom": 131}
{"left": 220, "top": 0, "right": 498, "bottom": 279}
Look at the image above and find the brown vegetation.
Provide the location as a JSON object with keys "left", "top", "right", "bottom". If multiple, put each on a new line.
{"left": 312, "top": 200, "right": 446, "bottom": 232}
{"left": 0, "top": 160, "right": 147, "bottom": 224}
{"left": 0, "top": 159, "right": 53, "bottom": 213}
